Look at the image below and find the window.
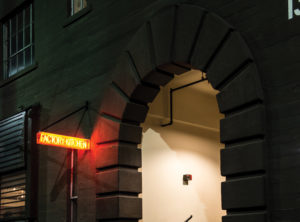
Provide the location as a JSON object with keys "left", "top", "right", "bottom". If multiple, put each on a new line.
{"left": 0, "top": 172, "right": 26, "bottom": 219}
{"left": 0, "top": 111, "right": 33, "bottom": 221}
{"left": 2, "top": 3, "right": 34, "bottom": 79}
{"left": 70, "top": 0, "right": 87, "bottom": 15}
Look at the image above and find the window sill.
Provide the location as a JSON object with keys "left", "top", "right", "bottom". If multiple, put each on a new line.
{"left": 63, "top": 5, "right": 92, "bottom": 28}
{"left": 0, "top": 62, "right": 38, "bottom": 88}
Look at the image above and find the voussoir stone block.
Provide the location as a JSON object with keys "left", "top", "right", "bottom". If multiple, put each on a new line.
{"left": 112, "top": 53, "right": 139, "bottom": 96}
{"left": 143, "top": 69, "right": 174, "bottom": 87}
{"left": 126, "top": 14, "right": 180, "bottom": 85}
{"left": 207, "top": 31, "right": 253, "bottom": 89}
{"left": 112, "top": 53, "right": 160, "bottom": 104}
{"left": 220, "top": 105, "right": 265, "bottom": 143}
{"left": 123, "top": 101, "right": 148, "bottom": 123}
{"left": 217, "top": 63, "right": 264, "bottom": 113}
{"left": 92, "top": 116, "right": 142, "bottom": 144}
{"left": 96, "top": 168, "right": 142, "bottom": 194}
{"left": 191, "top": 13, "right": 230, "bottom": 71}
{"left": 96, "top": 196, "right": 142, "bottom": 220}
{"left": 223, "top": 212, "right": 267, "bottom": 222}
{"left": 100, "top": 85, "right": 148, "bottom": 123}
{"left": 173, "top": 4, "right": 205, "bottom": 64}
{"left": 222, "top": 176, "right": 265, "bottom": 209}
{"left": 221, "top": 140, "right": 266, "bottom": 176}
{"left": 157, "top": 63, "right": 190, "bottom": 75}
{"left": 131, "top": 84, "right": 160, "bottom": 104}
{"left": 95, "top": 142, "right": 141, "bottom": 169}
{"left": 150, "top": 6, "right": 176, "bottom": 66}
{"left": 127, "top": 24, "right": 156, "bottom": 82}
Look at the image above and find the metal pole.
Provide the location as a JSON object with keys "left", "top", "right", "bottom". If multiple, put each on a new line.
{"left": 161, "top": 88, "right": 173, "bottom": 127}
{"left": 70, "top": 149, "right": 74, "bottom": 222}
{"left": 70, "top": 102, "right": 87, "bottom": 222}
{"left": 70, "top": 149, "right": 78, "bottom": 222}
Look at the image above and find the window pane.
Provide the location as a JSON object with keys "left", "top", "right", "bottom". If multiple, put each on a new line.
{"left": 73, "top": 0, "right": 82, "bottom": 14}
{"left": 17, "top": 13, "right": 23, "bottom": 31}
{"left": 24, "top": 47, "right": 31, "bottom": 67}
{"left": 9, "top": 56, "right": 17, "bottom": 76}
{"left": 3, "top": 22, "right": 8, "bottom": 39}
{"left": 3, "top": 60, "right": 9, "bottom": 78}
{"left": 11, "top": 35, "right": 17, "bottom": 55}
{"left": 0, "top": 172, "right": 26, "bottom": 219}
{"left": 31, "top": 45, "right": 34, "bottom": 63}
{"left": 83, "top": 0, "right": 87, "bottom": 8}
{"left": 17, "top": 31, "right": 23, "bottom": 51}
{"left": 24, "top": 27, "right": 30, "bottom": 46}
{"left": 17, "top": 51, "right": 24, "bottom": 71}
{"left": 11, "top": 17, "right": 17, "bottom": 36}
{"left": 3, "top": 23, "right": 8, "bottom": 57}
{"left": 25, "top": 7, "right": 30, "bottom": 26}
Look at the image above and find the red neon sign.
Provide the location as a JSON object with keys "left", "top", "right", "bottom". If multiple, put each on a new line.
{"left": 36, "top": 131, "right": 90, "bottom": 150}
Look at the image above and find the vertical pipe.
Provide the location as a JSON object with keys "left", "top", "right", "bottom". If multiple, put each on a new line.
{"left": 170, "top": 88, "right": 173, "bottom": 125}
{"left": 70, "top": 149, "right": 77, "bottom": 222}
{"left": 161, "top": 78, "right": 207, "bottom": 127}
{"left": 70, "top": 149, "right": 74, "bottom": 222}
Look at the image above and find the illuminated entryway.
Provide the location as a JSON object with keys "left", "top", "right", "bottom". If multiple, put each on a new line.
{"left": 96, "top": 3, "right": 267, "bottom": 221}
{"left": 141, "top": 70, "right": 225, "bottom": 222}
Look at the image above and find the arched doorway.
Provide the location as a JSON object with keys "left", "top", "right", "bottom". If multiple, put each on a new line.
{"left": 141, "top": 69, "right": 225, "bottom": 221}
{"left": 95, "top": 3, "right": 267, "bottom": 221}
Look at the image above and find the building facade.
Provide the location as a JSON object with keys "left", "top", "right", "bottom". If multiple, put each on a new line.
{"left": 0, "top": 0, "right": 300, "bottom": 221}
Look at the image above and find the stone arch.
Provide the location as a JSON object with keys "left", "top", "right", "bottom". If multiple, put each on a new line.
{"left": 94, "top": 4, "right": 267, "bottom": 222}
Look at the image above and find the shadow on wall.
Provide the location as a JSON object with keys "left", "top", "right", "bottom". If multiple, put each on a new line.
{"left": 142, "top": 118, "right": 221, "bottom": 162}
{"left": 141, "top": 121, "right": 225, "bottom": 222}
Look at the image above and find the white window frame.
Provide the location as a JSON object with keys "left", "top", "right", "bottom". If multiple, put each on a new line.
{"left": 2, "top": 3, "right": 34, "bottom": 79}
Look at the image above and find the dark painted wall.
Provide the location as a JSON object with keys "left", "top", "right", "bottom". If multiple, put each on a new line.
{"left": 0, "top": 0, "right": 299, "bottom": 221}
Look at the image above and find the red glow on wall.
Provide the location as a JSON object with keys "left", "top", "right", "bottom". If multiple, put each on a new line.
{"left": 36, "top": 131, "right": 91, "bottom": 150}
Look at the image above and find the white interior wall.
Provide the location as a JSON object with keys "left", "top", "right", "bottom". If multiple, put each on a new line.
{"left": 141, "top": 70, "right": 225, "bottom": 222}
